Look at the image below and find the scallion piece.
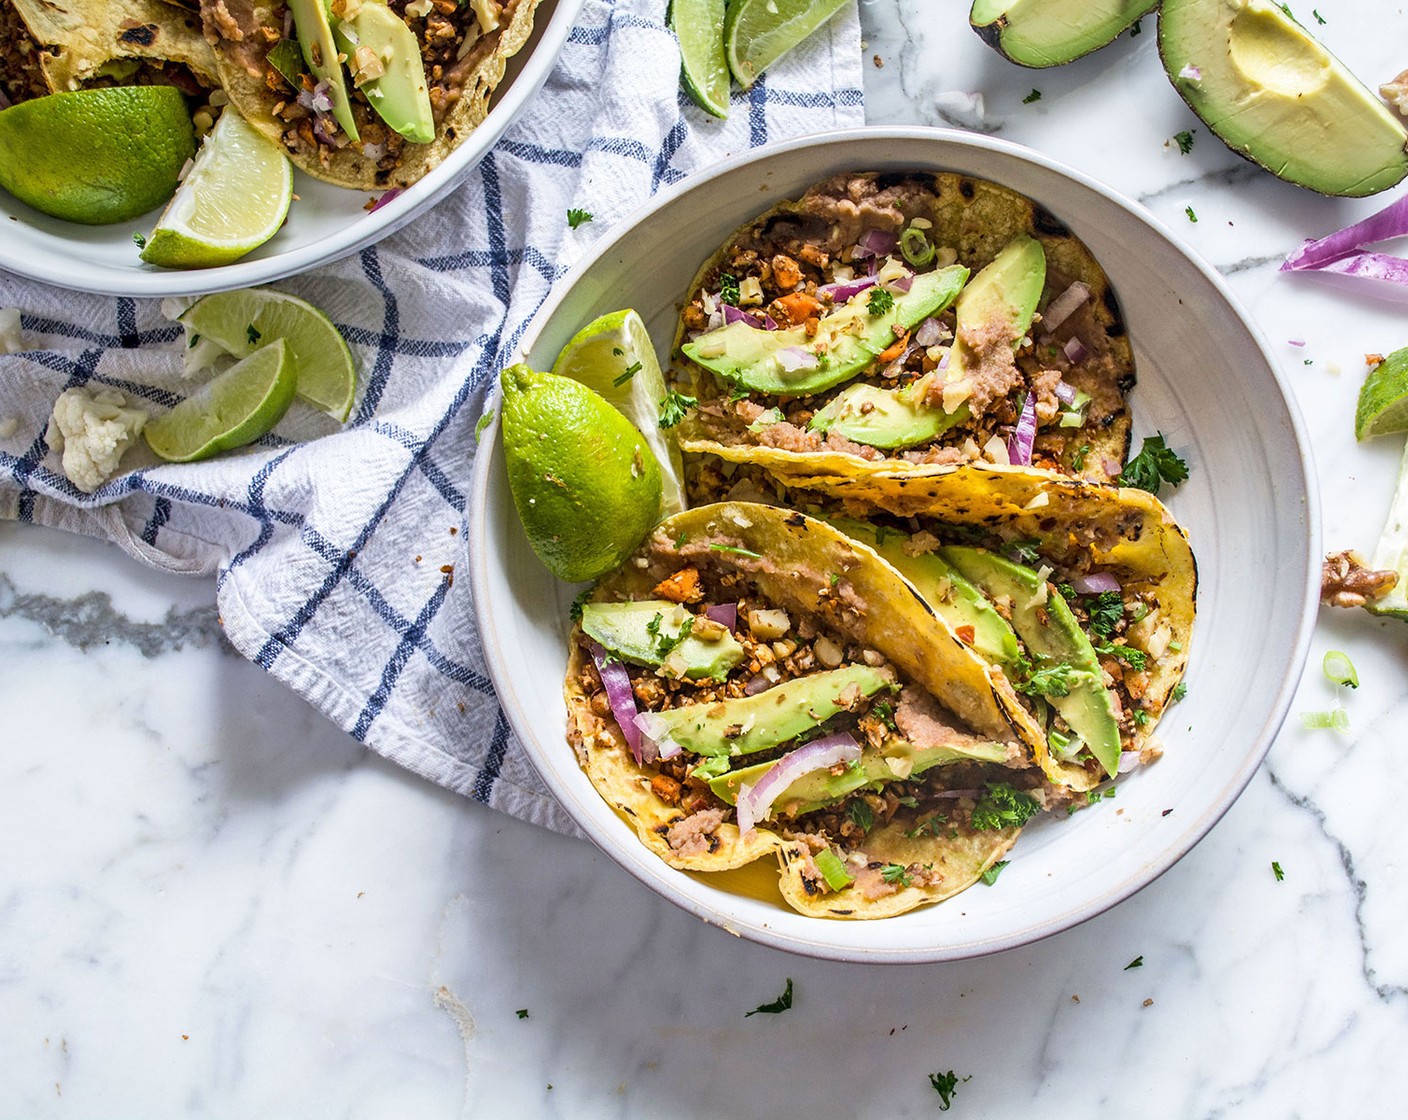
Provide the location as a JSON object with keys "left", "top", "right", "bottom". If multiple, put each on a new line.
{"left": 1322, "top": 649, "right": 1358, "bottom": 688}
{"left": 1300, "top": 708, "right": 1350, "bottom": 733}
{"left": 900, "top": 226, "right": 936, "bottom": 268}
{"left": 814, "top": 848, "right": 853, "bottom": 891}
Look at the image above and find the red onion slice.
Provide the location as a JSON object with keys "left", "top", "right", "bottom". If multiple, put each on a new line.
{"left": 1006, "top": 392, "right": 1037, "bottom": 467}
{"left": 1053, "top": 380, "right": 1078, "bottom": 406}
{"left": 892, "top": 273, "right": 914, "bottom": 294}
{"left": 632, "top": 710, "right": 681, "bottom": 762}
{"left": 1118, "top": 751, "right": 1142, "bottom": 774}
{"left": 735, "top": 733, "right": 862, "bottom": 833}
{"left": 586, "top": 639, "right": 642, "bottom": 760}
{"left": 817, "top": 275, "right": 878, "bottom": 302}
{"left": 1301, "top": 249, "right": 1408, "bottom": 288}
{"left": 1282, "top": 192, "right": 1408, "bottom": 272}
{"left": 705, "top": 603, "right": 738, "bottom": 631}
{"left": 857, "top": 229, "right": 899, "bottom": 258}
{"left": 776, "top": 346, "right": 819, "bottom": 372}
{"left": 1287, "top": 338, "right": 1306, "bottom": 347}
{"left": 1062, "top": 336, "right": 1088, "bottom": 363}
{"left": 369, "top": 187, "right": 404, "bottom": 213}
{"left": 914, "top": 317, "right": 944, "bottom": 347}
{"left": 722, "top": 304, "right": 764, "bottom": 329}
{"left": 1042, "top": 282, "right": 1091, "bottom": 333}
{"left": 1069, "top": 571, "right": 1121, "bottom": 594}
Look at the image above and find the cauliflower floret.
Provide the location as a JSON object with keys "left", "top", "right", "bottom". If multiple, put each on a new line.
{"left": 0, "top": 308, "right": 23, "bottom": 355}
{"left": 45, "top": 387, "right": 147, "bottom": 494}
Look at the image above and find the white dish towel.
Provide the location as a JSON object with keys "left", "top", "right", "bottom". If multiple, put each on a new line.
{"left": 0, "top": 0, "right": 865, "bottom": 835}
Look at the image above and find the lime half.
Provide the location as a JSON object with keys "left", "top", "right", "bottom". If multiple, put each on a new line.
{"left": 140, "top": 107, "right": 293, "bottom": 270}
{"left": 1356, "top": 346, "right": 1408, "bottom": 440}
{"left": 145, "top": 340, "right": 297, "bottom": 463}
{"left": 178, "top": 288, "right": 357, "bottom": 421}
{"left": 724, "top": 0, "right": 849, "bottom": 88}
{"left": 550, "top": 309, "right": 686, "bottom": 514}
{"left": 671, "top": 0, "right": 730, "bottom": 118}
{"left": 0, "top": 86, "right": 194, "bottom": 224}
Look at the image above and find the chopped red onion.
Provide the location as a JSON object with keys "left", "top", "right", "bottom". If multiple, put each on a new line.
{"left": 1007, "top": 392, "right": 1037, "bottom": 467}
{"left": 722, "top": 304, "right": 778, "bottom": 330}
{"left": 1042, "top": 282, "right": 1091, "bottom": 332}
{"left": 1103, "top": 457, "right": 1123, "bottom": 478}
{"left": 1287, "top": 338, "right": 1306, "bottom": 347}
{"left": 1069, "top": 571, "right": 1122, "bottom": 594}
{"left": 1282, "top": 192, "right": 1408, "bottom": 272}
{"left": 743, "top": 673, "right": 773, "bottom": 696}
{"left": 1301, "top": 249, "right": 1408, "bottom": 288}
{"left": 776, "top": 346, "right": 819, "bottom": 372}
{"left": 1053, "top": 380, "right": 1078, "bottom": 406}
{"left": 369, "top": 187, "right": 404, "bottom": 213}
{"left": 632, "top": 710, "right": 682, "bottom": 762}
{"left": 914, "top": 317, "right": 944, "bottom": 347}
{"left": 857, "top": 229, "right": 898, "bottom": 258}
{"left": 892, "top": 273, "right": 914, "bottom": 294}
{"left": 1178, "top": 63, "right": 1202, "bottom": 81}
{"left": 1062, "top": 336, "right": 1088, "bottom": 364}
{"left": 705, "top": 603, "right": 738, "bottom": 632}
{"left": 1118, "top": 751, "right": 1141, "bottom": 774}
{"left": 735, "top": 733, "right": 862, "bottom": 833}
{"left": 817, "top": 275, "right": 878, "bottom": 302}
{"left": 586, "top": 640, "right": 642, "bottom": 760}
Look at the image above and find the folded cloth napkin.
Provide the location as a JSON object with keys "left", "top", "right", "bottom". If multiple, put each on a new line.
{"left": 0, "top": 0, "right": 864, "bottom": 835}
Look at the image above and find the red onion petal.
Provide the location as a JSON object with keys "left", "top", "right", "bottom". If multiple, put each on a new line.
{"left": 1281, "top": 192, "right": 1408, "bottom": 271}
{"left": 1053, "top": 380, "right": 1078, "bottom": 406}
{"left": 777, "top": 346, "right": 819, "bottom": 372}
{"left": 587, "top": 639, "right": 642, "bottom": 760}
{"left": 369, "top": 187, "right": 404, "bottom": 213}
{"left": 817, "top": 275, "right": 878, "bottom": 302}
{"left": 892, "top": 273, "right": 914, "bottom": 293}
{"left": 1300, "top": 249, "right": 1408, "bottom": 287}
{"left": 1006, "top": 391, "right": 1037, "bottom": 467}
{"left": 914, "top": 317, "right": 943, "bottom": 347}
{"left": 1042, "top": 281, "right": 1091, "bottom": 332}
{"left": 735, "top": 733, "right": 863, "bottom": 833}
{"left": 722, "top": 303, "right": 765, "bottom": 329}
{"left": 858, "top": 228, "right": 898, "bottom": 257}
{"left": 1062, "top": 336, "right": 1088, "bottom": 363}
{"left": 1069, "top": 571, "right": 1122, "bottom": 594}
{"left": 705, "top": 603, "right": 737, "bottom": 631}
{"left": 1118, "top": 750, "right": 1142, "bottom": 774}
{"left": 632, "top": 710, "right": 681, "bottom": 761}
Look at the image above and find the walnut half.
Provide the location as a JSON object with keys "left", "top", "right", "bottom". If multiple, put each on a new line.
{"left": 1320, "top": 549, "right": 1399, "bottom": 609}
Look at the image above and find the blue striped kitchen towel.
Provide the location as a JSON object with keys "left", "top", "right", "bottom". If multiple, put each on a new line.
{"left": 0, "top": 0, "right": 864, "bottom": 834}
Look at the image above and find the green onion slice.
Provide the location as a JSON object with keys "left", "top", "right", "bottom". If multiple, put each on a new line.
{"left": 1300, "top": 708, "right": 1350, "bottom": 733}
{"left": 900, "top": 226, "right": 936, "bottom": 268}
{"left": 1322, "top": 649, "right": 1358, "bottom": 689}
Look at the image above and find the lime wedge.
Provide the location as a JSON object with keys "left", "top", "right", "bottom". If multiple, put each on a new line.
{"left": 723, "top": 0, "right": 849, "bottom": 88}
{"left": 140, "top": 108, "right": 293, "bottom": 270}
{"left": 550, "top": 309, "right": 686, "bottom": 514}
{"left": 144, "top": 340, "right": 297, "bottom": 463}
{"left": 1368, "top": 435, "right": 1408, "bottom": 619}
{"left": 671, "top": 0, "right": 731, "bottom": 118}
{"left": 1356, "top": 346, "right": 1408, "bottom": 440}
{"left": 178, "top": 288, "right": 357, "bottom": 421}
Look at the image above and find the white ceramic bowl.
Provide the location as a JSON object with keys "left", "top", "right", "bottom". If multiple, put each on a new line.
{"left": 0, "top": 0, "right": 583, "bottom": 298}
{"left": 469, "top": 128, "right": 1321, "bottom": 963}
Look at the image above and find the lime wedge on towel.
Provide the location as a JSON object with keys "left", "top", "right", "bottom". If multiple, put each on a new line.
{"left": 672, "top": 0, "right": 731, "bottom": 117}
{"left": 724, "top": 0, "right": 849, "bottom": 88}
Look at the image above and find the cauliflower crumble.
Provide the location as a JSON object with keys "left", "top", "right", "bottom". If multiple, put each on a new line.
{"left": 45, "top": 387, "right": 148, "bottom": 493}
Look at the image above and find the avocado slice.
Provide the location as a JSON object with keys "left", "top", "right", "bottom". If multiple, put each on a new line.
{"left": 580, "top": 600, "right": 744, "bottom": 682}
{"left": 680, "top": 266, "right": 968, "bottom": 397}
{"left": 289, "top": 0, "right": 360, "bottom": 142}
{"left": 941, "top": 547, "right": 1122, "bottom": 778}
{"left": 1159, "top": 0, "right": 1408, "bottom": 197}
{"left": 970, "top": 0, "right": 1158, "bottom": 68}
{"left": 333, "top": 1, "right": 435, "bottom": 144}
{"left": 638, "top": 665, "right": 894, "bottom": 760}
{"left": 827, "top": 519, "right": 1021, "bottom": 665}
{"left": 707, "top": 736, "right": 1011, "bottom": 814}
{"left": 808, "top": 235, "right": 1044, "bottom": 450}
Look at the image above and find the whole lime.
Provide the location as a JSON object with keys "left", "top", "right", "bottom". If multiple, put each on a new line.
{"left": 500, "top": 364, "right": 664, "bottom": 583}
{"left": 0, "top": 86, "right": 195, "bottom": 225}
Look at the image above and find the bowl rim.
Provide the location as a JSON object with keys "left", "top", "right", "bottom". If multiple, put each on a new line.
{"left": 468, "top": 125, "right": 1323, "bottom": 962}
{"left": 0, "top": 0, "right": 586, "bottom": 298}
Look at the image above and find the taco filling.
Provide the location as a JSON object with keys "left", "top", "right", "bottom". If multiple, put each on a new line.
{"left": 565, "top": 504, "right": 1072, "bottom": 919}
{"left": 671, "top": 172, "right": 1135, "bottom": 483}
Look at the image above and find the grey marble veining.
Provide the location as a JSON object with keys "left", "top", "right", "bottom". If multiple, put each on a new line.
{"left": 5, "top": 1, "right": 1408, "bottom": 1116}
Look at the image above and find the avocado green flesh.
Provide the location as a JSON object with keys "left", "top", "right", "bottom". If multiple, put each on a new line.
{"left": 808, "top": 380, "right": 968, "bottom": 450}
{"left": 946, "top": 234, "right": 1045, "bottom": 383}
{"left": 333, "top": 2, "right": 434, "bottom": 144}
{"left": 580, "top": 600, "right": 744, "bottom": 681}
{"left": 1159, "top": 0, "right": 1408, "bottom": 197}
{"left": 827, "top": 519, "right": 1021, "bottom": 665}
{"left": 942, "top": 547, "right": 1123, "bottom": 778}
{"left": 645, "top": 665, "right": 894, "bottom": 759}
{"left": 708, "top": 737, "right": 1011, "bottom": 813}
{"left": 970, "top": 0, "right": 1158, "bottom": 67}
{"left": 290, "top": 0, "right": 360, "bottom": 142}
{"left": 681, "top": 266, "right": 968, "bottom": 397}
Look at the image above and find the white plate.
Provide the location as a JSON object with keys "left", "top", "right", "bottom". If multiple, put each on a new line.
{"left": 0, "top": 0, "right": 583, "bottom": 298}
{"left": 469, "top": 128, "right": 1321, "bottom": 963}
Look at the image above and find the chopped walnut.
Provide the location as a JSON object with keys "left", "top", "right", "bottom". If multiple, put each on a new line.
{"left": 1321, "top": 549, "right": 1398, "bottom": 609}
{"left": 1381, "top": 69, "right": 1408, "bottom": 115}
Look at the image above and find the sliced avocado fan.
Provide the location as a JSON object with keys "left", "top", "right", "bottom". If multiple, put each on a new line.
{"left": 1159, "top": 0, "right": 1408, "bottom": 197}
{"left": 970, "top": 0, "right": 1158, "bottom": 68}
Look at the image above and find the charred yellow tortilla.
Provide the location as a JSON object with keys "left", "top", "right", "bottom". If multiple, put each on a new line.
{"left": 200, "top": 0, "right": 542, "bottom": 190}
{"left": 672, "top": 170, "right": 1135, "bottom": 486}
{"left": 564, "top": 503, "right": 1039, "bottom": 920}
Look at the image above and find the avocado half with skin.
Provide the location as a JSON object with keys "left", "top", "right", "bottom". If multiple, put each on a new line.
{"left": 970, "top": 0, "right": 1158, "bottom": 68}
{"left": 1159, "top": 0, "right": 1408, "bottom": 197}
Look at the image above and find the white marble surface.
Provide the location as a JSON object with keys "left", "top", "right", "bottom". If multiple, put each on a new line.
{"left": 4, "top": 1, "right": 1408, "bottom": 1115}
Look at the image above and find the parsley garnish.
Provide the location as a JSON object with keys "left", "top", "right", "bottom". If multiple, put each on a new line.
{"left": 569, "top": 589, "right": 590, "bottom": 623}
{"left": 1119, "top": 432, "right": 1189, "bottom": 495}
{"left": 674, "top": 530, "right": 689, "bottom": 550}
{"left": 1023, "top": 88, "right": 1042, "bottom": 104}
{"left": 613, "top": 360, "right": 642, "bottom": 387}
{"left": 847, "top": 800, "right": 875, "bottom": 832}
{"left": 1085, "top": 590, "right": 1124, "bottom": 638}
{"left": 745, "top": 978, "right": 793, "bottom": 1017}
{"left": 867, "top": 287, "right": 895, "bottom": 316}
{"left": 1313, "top": 7, "right": 1325, "bottom": 22}
{"left": 718, "top": 272, "right": 740, "bottom": 306}
{"left": 474, "top": 408, "right": 495, "bottom": 442}
{"left": 980, "top": 860, "right": 1009, "bottom": 885}
{"left": 929, "top": 1070, "right": 969, "bottom": 1110}
{"left": 1174, "top": 130, "right": 1196, "bottom": 154}
{"left": 1171, "top": 681, "right": 1188, "bottom": 702}
{"left": 971, "top": 782, "right": 1041, "bottom": 830}
{"left": 1072, "top": 443, "right": 1091, "bottom": 471}
{"left": 1087, "top": 786, "right": 1116, "bottom": 804}
{"left": 1005, "top": 539, "right": 1043, "bottom": 567}
{"left": 1272, "top": 861, "right": 1285, "bottom": 881}
{"left": 1095, "top": 641, "right": 1148, "bottom": 671}
{"left": 1129, "top": 17, "right": 1142, "bottom": 36}
{"left": 708, "top": 543, "right": 762, "bottom": 559}
{"left": 246, "top": 324, "right": 262, "bottom": 345}
{"left": 131, "top": 232, "right": 147, "bottom": 249}
{"left": 880, "top": 862, "right": 913, "bottom": 886}
{"left": 658, "top": 389, "right": 697, "bottom": 429}
{"left": 1018, "top": 662, "right": 1076, "bottom": 698}
{"left": 872, "top": 699, "right": 898, "bottom": 732}
{"left": 656, "top": 615, "right": 693, "bottom": 657}
{"left": 1125, "top": 956, "right": 1144, "bottom": 970}
{"left": 1185, "top": 205, "right": 1198, "bottom": 223}
{"left": 516, "top": 1008, "right": 530, "bottom": 1019}
{"left": 566, "top": 208, "right": 593, "bottom": 229}
{"left": 1133, "top": 708, "right": 1151, "bottom": 727}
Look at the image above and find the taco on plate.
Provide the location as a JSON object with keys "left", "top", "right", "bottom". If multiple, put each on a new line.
{"left": 668, "top": 171, "right": 1135, "bottom": 489}
{"left": 565, "top": 502, "right": 1076, "bottom": 920}
{"left": 198, "top": 0, "right": 541, "bottom": 189}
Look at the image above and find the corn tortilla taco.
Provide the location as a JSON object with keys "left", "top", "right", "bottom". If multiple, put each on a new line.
{"left": 198, "top": 0, "right": 542, "bottom": 190}
{"left": 668, "top": 171, "right": 1135, "bottom": 488}
{"left": 564, "top": 502, "right": 1076, "bottom": 920}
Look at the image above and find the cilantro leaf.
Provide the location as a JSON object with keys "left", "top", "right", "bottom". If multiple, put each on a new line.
{"left": 880, "top": 862, "right": 913, "bottom": 886}
{"left": 246, "top": 324, "right": 262, "bottom": 345}
{"left": 1185, "top": 205, "right": 1198, "bottom": 223}
{"left": 1085, "top": 590, "right": 1125, "bottom": 638}
{"left": 847, "top": 799, "right": 875, "bottom": 832}
{"left": 1118, "top": 432, "right": 1189, "bottom": 495}
{"left": 131, "top": 232, "right": 147, "bottom": 249}
{"left": 930, "top": 1070, "right": 970, "bottom": 1110}
{"left": 566, "top": 208, "right": 593, "bottom": 229}
{"left": 1124, "top": 955, "right": 1144, "bottom": 970}
{"left": 745, "top": 978, "right": 793, "bottom": 1017}
{"left": 718, "top": 272, "right": 740, "bottom": 306}
{"left": 971, "top": 782, "right": 1041, "bottom": 831}
{"left": 1174, "top": 130, "right": 1195, "bottom": 154}
{"left": 1072, "top": 443, "right": 1091, "bottom": 471}
{"left": 867, "top": 287, "right": 895, "bottom": 316}
{"left": 516, "top": 1008, "right": 530, "bottom": 1019}
{"left": 980, "top": 860, "right": 1009, "bottom": 885}
{"left": 1023, "top": 88, "right": 1042, "bottom": 104}
{"left": 658, "top": 389, "right": 697, "bottom": 429}
{"left": 1095, "top": 641, "right": 1148, "bottom": 671}
{"left": 613, "top": 360, "right": 642, "bottom": 387}
{"left": 1171, "top": 681, "right": 1188, "bottom": 702}
{"left": 1272, "top": 861, "right": 1285, "bottom": 881}
{"left": 1017, "top": 661, "right": 1076, "bottom": 698}
{"left": 569, "top": 589, "right": 591, "bottom": 623}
